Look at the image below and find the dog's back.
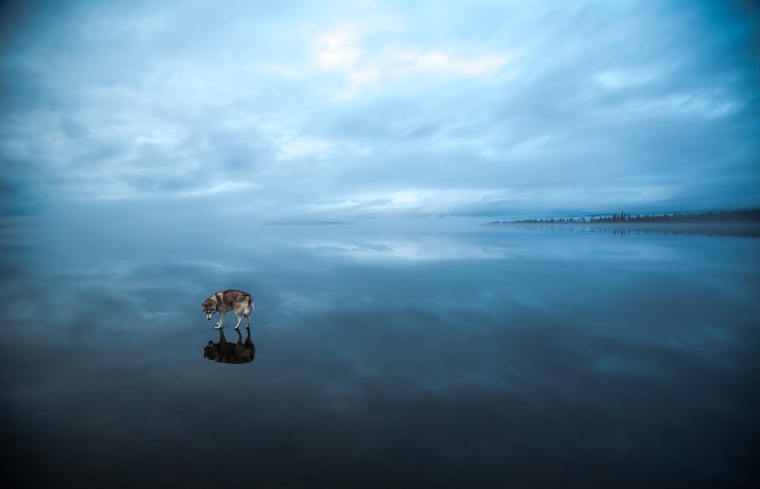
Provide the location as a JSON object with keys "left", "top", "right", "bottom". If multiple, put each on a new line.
{"left": 220, "top": 290, "right": 252, "bottom": 310}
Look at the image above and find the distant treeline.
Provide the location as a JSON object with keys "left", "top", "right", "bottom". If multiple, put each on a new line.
{"left": 498, "top": 209, "right": 760, "bottom": 225}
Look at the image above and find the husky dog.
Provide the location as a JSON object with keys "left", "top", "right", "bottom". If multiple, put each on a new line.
{"left": 201, "top": 289, "right": 254, "bottom": 330}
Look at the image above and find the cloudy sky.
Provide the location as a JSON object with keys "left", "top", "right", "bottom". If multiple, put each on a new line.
{"left": 1, "top": 0, "right": 758, "bottom": 220}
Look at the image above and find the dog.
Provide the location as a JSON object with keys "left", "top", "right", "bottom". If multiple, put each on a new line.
{"left": 201, "top": 289, "right": 254, "bottom": 330}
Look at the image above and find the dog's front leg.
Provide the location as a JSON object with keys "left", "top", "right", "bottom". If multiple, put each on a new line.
{"left": 215, "top": 311, "right": 225, "bottom": 329}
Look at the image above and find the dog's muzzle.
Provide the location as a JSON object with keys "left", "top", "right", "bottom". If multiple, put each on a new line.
{"left": 206, "top": 313, "right": 212, "bottom": 320}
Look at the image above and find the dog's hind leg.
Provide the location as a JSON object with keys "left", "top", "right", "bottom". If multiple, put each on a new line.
{"left": 245, "top": 297, "right": 253, "bottom": 329}
{"left": 234, "top": 314, "right": 243, "bottom": 330}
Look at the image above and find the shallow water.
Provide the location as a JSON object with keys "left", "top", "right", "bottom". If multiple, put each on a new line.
{"left": 1, "top": 216, "right": 758, "bottom": 488}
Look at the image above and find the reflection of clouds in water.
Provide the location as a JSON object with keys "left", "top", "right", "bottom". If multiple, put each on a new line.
{"left": 277, "top": 291, "right": 337, "bottom": 316}
{"left": 291, "top": 237, "right": 505, "bottom": 262}
{"left": 246, "top": 300, "right": 758, "bottom": 488}
{"left": 1, "top": 217, "right": 759, "bottom": 487}
{"left": 275, "top": 225, "right": 698, "bottom": 265}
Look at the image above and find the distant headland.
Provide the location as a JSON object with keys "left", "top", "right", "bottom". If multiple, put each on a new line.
{"left": 489, "top": 210, "right": 760, "bottom": 237}
{"left": 494, "top": 209, "right": 760, "bottom": 225}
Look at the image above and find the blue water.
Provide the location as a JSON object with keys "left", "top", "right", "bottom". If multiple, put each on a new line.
{"left": 1, "top": 216, "right": 758, "bottom": 488}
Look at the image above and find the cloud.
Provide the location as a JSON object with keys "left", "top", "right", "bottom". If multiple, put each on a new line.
{"left": 0, "top": 0, "right": 758, "bottom": 219}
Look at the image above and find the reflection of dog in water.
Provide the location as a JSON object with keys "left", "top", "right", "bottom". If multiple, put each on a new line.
{"left": 203, "top": 328, "right": 255, "bottom": 364}
{"left": 201, "top": 289, "right": 254, "bottom": 330}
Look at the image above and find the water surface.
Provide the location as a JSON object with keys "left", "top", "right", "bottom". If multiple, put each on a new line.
{"left": 1, "top": 216, "right": 758, "bottom": 488}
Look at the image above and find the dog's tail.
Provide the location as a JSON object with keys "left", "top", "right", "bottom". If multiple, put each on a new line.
{"left": 246, "top": 294, "right": 254, "bottom": 315}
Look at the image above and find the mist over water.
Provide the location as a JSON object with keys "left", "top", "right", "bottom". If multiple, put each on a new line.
{"left": 1, "top": 215, "right": 758, "bottom": 488}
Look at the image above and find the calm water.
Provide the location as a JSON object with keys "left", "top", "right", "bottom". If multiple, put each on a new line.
{"left": 1, "top": 215, "right": 758, "bottom": 488}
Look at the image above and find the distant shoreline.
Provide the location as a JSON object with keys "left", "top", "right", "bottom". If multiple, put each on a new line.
{"left": 487, "top": 210, "right": 760, "bottom": 237}
{"left": 493, "top": 209, "right": 760, "bottom": 225}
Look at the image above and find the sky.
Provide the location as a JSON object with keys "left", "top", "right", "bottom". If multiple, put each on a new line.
{"left": 1, "top": 0, "right": 759, "bottom": 220}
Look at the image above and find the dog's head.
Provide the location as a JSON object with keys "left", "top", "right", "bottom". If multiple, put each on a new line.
{"left": 201, "top": 298, "right": 216, "bottom": 320}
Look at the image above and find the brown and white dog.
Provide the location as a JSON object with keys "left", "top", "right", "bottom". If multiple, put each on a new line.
{"left": 201, "top": 289, "right": 254, "bottom": 330}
